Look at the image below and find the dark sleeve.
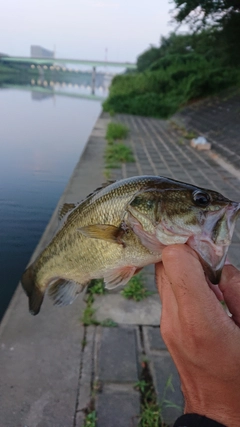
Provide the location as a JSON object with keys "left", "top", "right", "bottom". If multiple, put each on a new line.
{"left": 173, "top": 414, "right": 227, "bottom": 427}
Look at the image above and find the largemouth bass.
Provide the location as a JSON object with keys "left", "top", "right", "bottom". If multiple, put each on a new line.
{"left": 21, "top": 175, "right": 240, "bottom": 315}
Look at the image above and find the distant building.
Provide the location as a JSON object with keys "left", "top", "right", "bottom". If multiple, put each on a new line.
{"left": 30, "top": 45, "right": 54, "bottom": 58}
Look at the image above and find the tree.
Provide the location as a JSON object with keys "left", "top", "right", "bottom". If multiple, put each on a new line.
{"left": 172, "top": 1, "right": 240, "bottom": 65}
{"left": 137, "top": 45, "right": 161, "bottom": 72}
{"left": 173, "top": 0, "right": 240, "bottom": 29}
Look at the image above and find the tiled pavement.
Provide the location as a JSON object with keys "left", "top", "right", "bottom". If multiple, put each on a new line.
{"left": 118, "top": 114, "right": 240, "bottom": 255}
{"left": 1, "top": 110, "right": 240, "bottom": 427}
{"left": 82, "top": 113, "right": 240, "bottom": 427}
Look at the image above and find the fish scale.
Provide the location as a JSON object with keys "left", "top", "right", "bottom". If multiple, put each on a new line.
{"left": 21, "top": 175, "right": 240, "bottom": 315}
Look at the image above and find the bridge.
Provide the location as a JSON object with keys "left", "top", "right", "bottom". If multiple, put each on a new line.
{"left": 1, "top": 55, "right": 136, "bottom": 95}
{"left": 1, "top": 56, "right": 137, "bottom": 69}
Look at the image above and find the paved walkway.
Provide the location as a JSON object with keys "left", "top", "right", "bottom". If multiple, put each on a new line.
{"left": 0, "top": 109, "right": 240, "bottom": 427}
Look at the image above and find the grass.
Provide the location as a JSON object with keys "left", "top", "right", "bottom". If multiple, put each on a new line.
{"left": 81, "top": 304, "right": 99, "bottom": 326}
{"left": 182, "top": 130, "right": 197, "bottom": 140}
{"left": 88, "top": 279, "right": 106, "bottom": 297}
{"left": 83, "top": 411, "right": 97, "bottom": 427}
{"left": 81, "top": 338, "right": 87, "bottom": 349}
{"left": 170, "top": 121, "right": 197, "bottom": 144}
{"left": 135, "top": 380, "right": 149, "bottom": 394}
{"left": 103, "top": 168, "right": 112, "bottom": 179}
{"left": 136, "top": 361, "right": 182, "bottom": 427}
{"left": 135, "top": 360, "right": 163, "bottom": 426}
{"left": 121, "top": 274, "right": 153, "bottom": 302}
{"left": 104, "top": 121, "right": 134, "bottom": 171}
{"left": 81, "top": 279, "right": 105, "bottom": 325}
{"left": 109, "top": 109, "right": 115, "bottom": 117}
{"left": 100, "top": 318, "right": 118, "bottom": 327}
{"left": 81, "top": 279, "right": 117, "bottom": 327}
{"left": 140, "top": 401, "right": 163, "bottom": 427}
{"left": 106, "top": 122, "right": 129, "bottom": 142}
{"left": 104, "top": 142, "right": 134, "bottom": 168}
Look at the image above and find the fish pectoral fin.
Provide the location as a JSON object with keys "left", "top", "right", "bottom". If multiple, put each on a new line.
{"left": 78, "top": 224, "right": 123, "bottom": 244}
{"left": 58, "top": 203, "right": 76, "bottom": 221}
{"left": 104, "top": 266, "right": 136, "bottom": 289}
{"left": 48, "top": 279, "right": 84, "bottom": 306}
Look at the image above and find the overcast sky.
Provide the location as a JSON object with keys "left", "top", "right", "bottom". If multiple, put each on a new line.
{"left": 0, "top": 0, "right": 183, "bottom": 62}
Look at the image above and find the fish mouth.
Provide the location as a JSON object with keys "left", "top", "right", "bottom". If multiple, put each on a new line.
{"left": 187, "top": 202, "right": 240, "bottom": 284}
{"left": 187, "top": 236, "right": 228, "bottom": 284}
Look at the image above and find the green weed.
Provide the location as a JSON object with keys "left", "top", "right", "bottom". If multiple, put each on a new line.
{"left": 159, "top": 375, "right": 182, "bottom": 413}
{"left": 109, "top": 109, "right": 115, "bottom": 117}
{"left": 81, "top": 338, "right": 87, "bottom": 349}
{"left": 135, "top": 380, "right": 148, "bottom": 394}
{"left": 121, "top": 274, "right": 152, "bottom": 302}
{"left": 81, "top": 281, "right": 104, "bottom": 325}
{"left": 100, "top": 318, "right": 118, "bottom": 327}
{"left": 81, "top": 304, "right": 99, "bottom": 326}
{"left": 170, "top": 121, "right": 197, "bottom": 142}
{"left": 104, "top": 168, "right": 112, "bottom": 179}
{"left": 182, "top": 130, "right": 197, "bottom": 140}
{"left": 104, "top": 142, "right": 134, "bottom": 168}
{"left": 88, "top": 279, "right": 106, "bottom": 296}
{"left": 81, "top": 280, "right": 117, "bottom": 327}
{"left": 137, "top": 360, "right": 163, "bottom": 427}
{"left": 137, "top": 365, "right": 182, "bottom": 426}
{"left": 83, "top": 410, "right": 97, "bottom": 427}
{"left": 106, "top": 122, "right": 129, "bottom": 142}
{"left": 140, "top": 401, "right": 162, "bottom": 427}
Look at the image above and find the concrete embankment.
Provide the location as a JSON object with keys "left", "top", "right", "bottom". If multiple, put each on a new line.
{"left": 1, "top": 109, "right": 240, "bottom": 427}
{"left": 0, "top": 114, "right": 108, "bottom": 427}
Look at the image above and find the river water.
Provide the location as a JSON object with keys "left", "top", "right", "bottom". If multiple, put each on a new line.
{"left": 0, "top": 86, "right": 102, "bottom": 320}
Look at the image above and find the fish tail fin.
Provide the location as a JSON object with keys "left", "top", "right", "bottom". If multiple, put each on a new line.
{"left": 21, "top": 264, "right": 44, "bottom": 316}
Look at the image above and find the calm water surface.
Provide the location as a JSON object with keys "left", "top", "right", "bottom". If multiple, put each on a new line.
{"left": 0, "top": 88, "right": 101, "bottom": 320}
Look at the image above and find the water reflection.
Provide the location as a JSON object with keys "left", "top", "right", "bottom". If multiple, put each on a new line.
{"left": 0, "top": 85, "right": 102, "bottom": 320}
{"left": 1, "top": 67, "right": 112, "bottom": 99}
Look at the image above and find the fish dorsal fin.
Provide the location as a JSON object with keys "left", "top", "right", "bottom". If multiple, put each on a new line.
{"left": 58, "top": 203, "right": 76, "bottom": 221}
{"left": 104, "top": 266, "right": 136, "bottom": 289}
{"left": 85, "top": 180, "right": 115, "bottom": 200}
{"left": 48, "top": 278, "right": 84, "bottom": 306}
{"left": 58, "top": 182, "right": 115, "bottom": 222}
{"left": 78, "top": 224, "right": 123, "bottom": 244}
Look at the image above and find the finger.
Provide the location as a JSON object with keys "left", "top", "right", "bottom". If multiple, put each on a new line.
{"left": 208, "top": 281, "right": 224, "bottom": 301}
{"left": 219, "top": 265, "right": 240, "bottom": 326}
{"left": 155, "top": 261, "right": 178, "bottom": 342}
{"left": 155, "top": 262, "right": 177, "bottom": 310}
{"left": 161, "top": 245, "right": 217, "bottom": 316}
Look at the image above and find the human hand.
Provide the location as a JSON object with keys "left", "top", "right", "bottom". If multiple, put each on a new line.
{"left": 156, "top": 244, "right": 240, "bottom": 427}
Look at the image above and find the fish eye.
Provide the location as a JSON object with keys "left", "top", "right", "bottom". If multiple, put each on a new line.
{"left": 193, "top": 190, "right": 211, "bottom": 207}
{"left": 146, "top": 200, "right": 154, "bottom": 208}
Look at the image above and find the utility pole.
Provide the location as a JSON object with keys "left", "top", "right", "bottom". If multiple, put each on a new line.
{"left": 91, "top": 66, "right": 96, "bottom": 95}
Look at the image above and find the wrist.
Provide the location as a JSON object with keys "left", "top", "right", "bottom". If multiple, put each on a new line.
{"left": 183, "top": 381, "right": 240, "bottom": 427}
{"left": 174, "top": 414, "right": 226, "bottom": 427}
